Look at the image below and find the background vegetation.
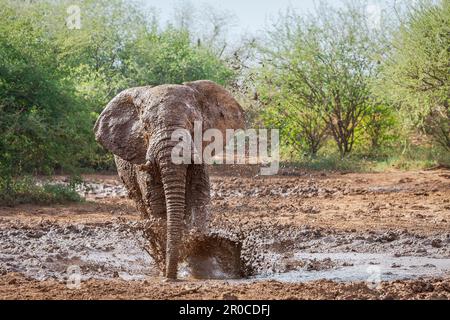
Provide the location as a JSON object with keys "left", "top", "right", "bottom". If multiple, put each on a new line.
{"left": 0, "top": 0, "right": 448, "bottom": 204}
{"left": 254, "top": 0, "right": 449, "bottom": 169}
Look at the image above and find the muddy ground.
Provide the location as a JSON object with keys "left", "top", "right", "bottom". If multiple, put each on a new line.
{"left": 0, "top": 166, "right": 449, "bottom": 300}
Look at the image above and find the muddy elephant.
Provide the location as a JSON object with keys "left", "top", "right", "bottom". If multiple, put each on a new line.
{"left": 94, "top": 80, "right": 245, "bottom": 280}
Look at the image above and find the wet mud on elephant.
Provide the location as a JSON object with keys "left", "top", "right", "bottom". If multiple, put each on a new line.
{"left": 94, "top": 80, "right": 245, "bottom": 280}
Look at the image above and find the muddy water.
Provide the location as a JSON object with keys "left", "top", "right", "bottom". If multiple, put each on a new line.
{"left": 4, "top": 177, "right": 447, "bottom": 283}
{"left": 253, "top": 252, "right": 450, "bottom": 283}
{"left": 0, "top": 220, "right": 155, "bottom": 281}
{"left": 1, "top": 217, "right": 449, "bottom": 283}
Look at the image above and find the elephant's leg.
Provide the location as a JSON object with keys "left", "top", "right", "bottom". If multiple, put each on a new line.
{"left": 147, "top": 169, "right": 166, "bottom": 217}
{"left": 115, "top": 155, "right": 167, "bottom": 217}
{"left": 185, "top": 164, "right": 211, "bottom": 233}
{"left": 114, "top": 156, "right": 149, "bottom": 217}
{"left": 140, "top": 168, "right": 168, "bottom": 272}
{"left": 116, "top": 156, "right": 169, "bottom": 272}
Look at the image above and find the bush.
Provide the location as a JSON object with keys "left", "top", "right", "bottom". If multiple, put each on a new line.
{"left": 278, "top": 135, "right": 449, "bottom": 172}
{"left": 256, "top": 2, "right": 386, "bottom": 157}
{"left": 377, "top": 0, "right": 450, "bottom": 151}
{"left": 0, "top": 176, "right": 83, "bottom": 206}
{"left": 0, "top": 0, "right": 236, "bottom": 176}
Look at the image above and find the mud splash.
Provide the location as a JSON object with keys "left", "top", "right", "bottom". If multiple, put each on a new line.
{"left": 142, "top": 218, "right": 244, "bottom": 279}
{"left": 204, "top": 222, "right": 450, "bottom": 280}
{"left": 1, "top": 217, "right": 449, "bottom": 283}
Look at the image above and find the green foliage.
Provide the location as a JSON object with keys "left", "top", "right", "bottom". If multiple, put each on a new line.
{"left": 0, "top": 2, "right": 91, "bottom": 177}
{"left": 358, "top": 102, "right": 399, "bottom": 154}
{"left": 378, "top": 0, "right": 450, "bottom": 151}
{"left": 281, "top": 155, "right": 369, "bottom": 172}
{"left": 124, "top": 27, "right": 235, "bottom": 87}
{"left": 0, "top": 0, "right": 235, "bottom": 177}
{"left": 253, "top": 0, "right": 449, "bottom": 164}
{"left": 0, "top": 0, "right": 448, "bottom": 178}
{"left": 0, "top": 176, "right": 82, "bottom": 206}
{"left": 258, "top": 80, "right": 328, "bottom": 157}
{"left": 256, "top": 2, "right": 387, "bottom": 157}
{"left": 369, "top": 143, "right": 450, "bottom": 171}
{"left": 279, "top": 141, "right": 449, "bottom": 172}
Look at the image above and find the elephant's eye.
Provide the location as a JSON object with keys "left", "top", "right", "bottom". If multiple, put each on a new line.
{"left": 219, "top": 111, "right": 225, "bottom": 118}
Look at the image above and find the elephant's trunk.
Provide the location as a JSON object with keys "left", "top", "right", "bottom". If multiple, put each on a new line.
{"left": 158, "top": 147, "right": 187, "bottom": 279}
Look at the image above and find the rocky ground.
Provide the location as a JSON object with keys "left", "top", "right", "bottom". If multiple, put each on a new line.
{"left": 0, "top": 166, "right": 449, "bottom": 299}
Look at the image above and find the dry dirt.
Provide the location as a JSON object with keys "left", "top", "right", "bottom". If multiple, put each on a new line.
{"left": 0, "top": 166, "right": 449, "bottom": 300}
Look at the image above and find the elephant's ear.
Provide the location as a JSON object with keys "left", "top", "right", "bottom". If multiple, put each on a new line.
{"left": 94, "top": 91, "right": 147, "bottom": 164}
{"left": 184, "top": 80, "right": 245, "bottom": 135}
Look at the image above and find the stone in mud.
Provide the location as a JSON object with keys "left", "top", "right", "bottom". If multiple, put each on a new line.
{"left": 27, "top": 230, "right": 44, "bottom": 239}
{"left": 222, "top": 293, "right": 238, "bottom": 300}
{"left": 284, "top": 260, "right": 306, "bottom": 272}
{"left": 376, "top": 232, "right": 399, "bottom": 243}
{"left": 411, "top": 281, "right": 434, "bottom": 293}
{"left": 423, "top": 264, "right": 436, "bottom": 268}
{"left": 415, "top": 248, "right": 428, "bottom": 254}
{"left": 305, "top": 258, "right": 334, "bottom": 271}
{"left": 431, "top": 239, "right": 443, "bottom": 248}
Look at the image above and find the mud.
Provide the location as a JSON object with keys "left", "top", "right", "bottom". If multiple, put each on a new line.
{"left": 0, "top": 218, "right": 153, "bottom": 281}
{"left": 0, "top": 167, "right": 449, "bottom": 299}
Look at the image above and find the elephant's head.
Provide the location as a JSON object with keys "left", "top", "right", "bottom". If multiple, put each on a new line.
{"left": 94, "top": 80, "right": 245, "bottom": 280}
{"left": 94, "top": 81, "right": 245, "bottom": 163}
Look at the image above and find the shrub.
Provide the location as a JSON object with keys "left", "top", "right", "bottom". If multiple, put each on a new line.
{"left": 0, "top": 176, "right": 83, "bottom": 206}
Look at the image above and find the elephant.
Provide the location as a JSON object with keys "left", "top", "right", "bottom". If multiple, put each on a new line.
{"left": 94, "top": 80, "right": 245, "bottom": 280}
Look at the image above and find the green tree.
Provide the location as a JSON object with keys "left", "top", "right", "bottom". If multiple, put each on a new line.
{"left": 123, "top": 27, "right": 235, "bottom": 87}
{"left": 378, "top": 0, "right": 450, "bottom": 151}
{"left": 0, "top": 2, "right": 90, "bottom": 179}
{"left": 257, "top": 67, "right": 328, "bottom": 157}
{"left": 256, "top": 2, "right": 388, "bottom": 157}
{"left": 0, "top": 0, "right": 237, "bottom": 175}
{"left": 359, "top": 102, "right": 399, "bottom": 153}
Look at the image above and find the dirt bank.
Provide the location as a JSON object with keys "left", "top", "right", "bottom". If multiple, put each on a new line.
{"left": 1, "top": 273, "right": 449, "bottom": 300}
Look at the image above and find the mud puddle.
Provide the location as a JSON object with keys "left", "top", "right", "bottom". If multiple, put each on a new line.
{"left": 1, "top": 218, "right": 449, "bottom": 284}
{"left": 0, "top": 220, "right": 155, "bottom": 281}
{"left": 252, "top": 252, "right": 450, "bottom": 283}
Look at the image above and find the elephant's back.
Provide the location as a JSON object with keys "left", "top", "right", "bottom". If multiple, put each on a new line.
{"left": 126, "top": 84, "right": 197, "bottom": 113}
